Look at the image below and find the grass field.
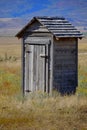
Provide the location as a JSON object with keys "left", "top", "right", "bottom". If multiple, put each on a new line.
{"left": 78, "top": 38, "right": 87, "bottom": 53}
{"left": 0, "top": 37, "right": 87, "bottom": 130}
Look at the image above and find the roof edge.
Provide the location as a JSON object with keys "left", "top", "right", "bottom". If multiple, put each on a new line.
{"left": 15, "top": 17, "right": 36, "bottom": 38}
{"left": 35, "top": 16, "right": 65, "bottom": 20}
{"left": 16, "top": 16, "right": 84, "bottom": 39}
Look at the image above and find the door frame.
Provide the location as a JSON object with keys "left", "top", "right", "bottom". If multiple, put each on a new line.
{"left": 24, "top": 39, "right": 51, "bottom": 94}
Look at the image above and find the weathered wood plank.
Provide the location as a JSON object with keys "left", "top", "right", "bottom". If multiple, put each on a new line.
{"left": 49, "top": 28, "right": 77, "bottom": 30}
{"left": 51, "top": 30, "right": 80, "bottom": 33}
{"left": 46, "top": 25, "right": 75, "bottom": 28}
{"left": 50, "top": 36, "right": 53, "bottom": 95}
{"left": 45, "top": 44, "right": 49, "bottom": 93}
{"left": 31, "top": 45, "right": 34, "bottom": 92}
{"left": 27, "top": 28, "right": 49, "bottom": 33}
{"left": 36, "top": 45, "right": 39, "bottom": 91}
{"left": 26, "top": 20, "right": 49, "bottom": 33}
{"left": 44, "top": 23, "right": 72, "bottom": 25}
{"left": 53, "top": 38, "right": 77, "bottom": 94}
{"left": 42, "top": 46, "right": 45, "bottom": 92}
{"left": 25, "top": 44, "right": 29, "bottom": 93}
{"left": 25, "top": 37, "right": 51, "bottom": 44}
{"left": 28, "top": 45, "right": 31, "bottom": 92}
{"left": 39, "top": 20, "right": 68, "bottom": 22}
{"left": 25, "top": 32, "right": 51, "bottom": 37}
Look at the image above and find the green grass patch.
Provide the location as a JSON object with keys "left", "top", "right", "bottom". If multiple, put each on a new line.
{"left": 77, "top": 63, "right": 87, "bottom": 96}
{"left": 0, "top": 64, "right": 21, "bottom": 96}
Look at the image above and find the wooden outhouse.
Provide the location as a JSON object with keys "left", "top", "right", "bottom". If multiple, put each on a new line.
{"left": 16, "top": 16, "right": 83, "bottom": 95}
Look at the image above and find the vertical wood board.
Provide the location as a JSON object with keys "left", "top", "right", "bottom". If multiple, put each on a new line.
{"left": 24, "top": 39, "right": 50, "bottom": 93}
{"left": 53, "top": 38, "right": 77, "bottom": 94}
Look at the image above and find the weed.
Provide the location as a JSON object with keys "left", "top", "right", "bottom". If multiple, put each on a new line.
{"left": 0, "top": 53, "right": 18, "bottom": 62}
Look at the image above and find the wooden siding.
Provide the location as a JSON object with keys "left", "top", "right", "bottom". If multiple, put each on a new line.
{"left": 26, "top": 20, "right": 49, "bottom": 33}
{"left": 24, "top": 36, "right": 51, "bottom": 44}
{"left": 53, "top": 38, "right": 77, "bottom": 94}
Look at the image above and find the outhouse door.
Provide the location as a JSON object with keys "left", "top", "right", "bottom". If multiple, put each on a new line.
{"left": 25, "top": 40, "right": 50, "bottom": 93}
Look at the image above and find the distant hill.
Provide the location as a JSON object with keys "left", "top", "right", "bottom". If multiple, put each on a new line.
{"left": 0, "top": 18, "right": 87, "bottom": 36}
{"left": 0, "top": 18, "right": 29, "bottom": 36}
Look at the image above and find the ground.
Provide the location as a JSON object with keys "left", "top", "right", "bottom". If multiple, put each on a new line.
{"left": 0, "top": 36, "right": 87, "bottom": 130}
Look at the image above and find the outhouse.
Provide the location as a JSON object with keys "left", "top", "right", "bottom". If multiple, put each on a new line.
{"left": 16, "top": 16, "right": 83, "bottom": 95}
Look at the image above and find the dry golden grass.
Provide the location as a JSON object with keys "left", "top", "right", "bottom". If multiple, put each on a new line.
{"left": 78, "top": 38, "right": 87, "bottom": 52}
{"left": 0, "top": 36, "right": 21, "bottom": 45}
{"left": 0, "top": 37, "right": 87, "bottom": 130}
{"left": 0, "top": 36, "right": 21, "bottom": 57}
{"left": 0, "top": 93, "right": 87, "bottom": 130}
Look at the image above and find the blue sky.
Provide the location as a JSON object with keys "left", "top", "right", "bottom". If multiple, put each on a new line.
{"left": 0, "top": 0, "right": 87, "bottom": 20}
{"left": 0, "top": 0, "right": 87, "bottom": 31}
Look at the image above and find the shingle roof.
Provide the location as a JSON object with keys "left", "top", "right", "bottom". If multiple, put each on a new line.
{"left": 16, "top": 16, "right": 83, "bottom": 38}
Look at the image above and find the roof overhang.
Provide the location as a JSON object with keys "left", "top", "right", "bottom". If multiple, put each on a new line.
{"left": 16, "top": 16, "right": 84, "bottom": 39}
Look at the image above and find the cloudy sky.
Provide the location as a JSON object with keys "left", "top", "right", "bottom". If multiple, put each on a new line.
{"left": 0, "top": 0, "right": 87, "bottom": 36}
{"left": 0, "top": 0, "right": 87, "bottom": 20}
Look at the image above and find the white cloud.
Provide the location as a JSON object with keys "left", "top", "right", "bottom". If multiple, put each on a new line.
{"left": 0, "top": 18, "right": 13, "bottom": 22}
